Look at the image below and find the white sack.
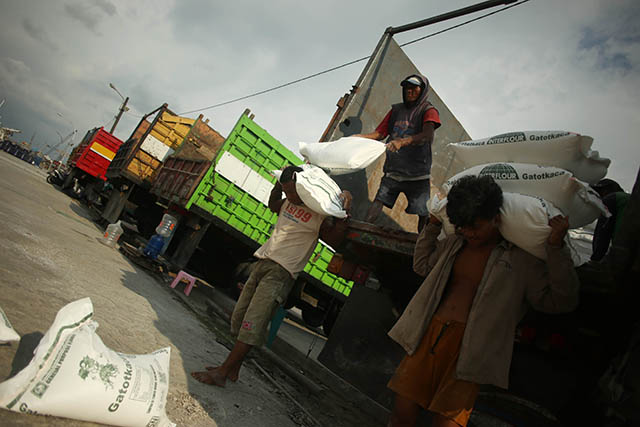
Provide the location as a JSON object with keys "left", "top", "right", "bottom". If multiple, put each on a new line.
{"left": 0, "top": 306, "right": 20, "bottom": 343}
{"left": 444, "top": 163, "right": 608, "bottom": 228}
{"left": 294, "top": 165, "right": 347, "bottom": 218}
{"left": 299, "top": 136, "right": 386, "bottom": 175}
{"left": 426, "top": 192, "right": 456, "bottom": 235}
{"left": 500, "top": 193, "right": 566, "bottom": 260}
{"left": 567, "top": 227, "right": 595, "bottom": 266}
{"left": 0, "top": 298, "right": 175, "bottom": 427}
{"left": 448, "top": 131, "right": 610, "bottom": 184}
{"left": 429, "top": 192, "right": 568, "bottom": 260}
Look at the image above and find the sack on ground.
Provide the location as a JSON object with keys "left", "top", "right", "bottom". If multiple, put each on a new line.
{"left": 299, "top": 136, "right": 386, "bottom": 175}
{"left": 429, "top": 192, "right": 568, "bottom": 260}
{"left": 293, "top": 165, "right": 347, "bottom": 218}
{"left": 448, "top": 131, "right": 610, "bottom": 184}
{"left": 0, "top": 298, "right": 175, "bottom": 427}
{"left": 0, "top": 306, "right": 20, "bottom": 343}
{"left": 444, "top": 163, "right": 608, "bottom": 228}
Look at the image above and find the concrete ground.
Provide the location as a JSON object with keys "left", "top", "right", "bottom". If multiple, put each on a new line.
{"left": 0, "top": 151, "right": 386, "bottom": 427}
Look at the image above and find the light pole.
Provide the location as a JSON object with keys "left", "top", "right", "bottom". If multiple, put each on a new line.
{"left": 109, "top": 83, "right": 129, "bottom": 134}
{"left": 56, "top": 111, "right": 75, "bottom": 131}
{"left": 56, "top": 112, "right": 77, "bottom": 164}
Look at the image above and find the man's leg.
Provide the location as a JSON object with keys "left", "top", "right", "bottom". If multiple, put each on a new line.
{"left": 388, "top": 394, "right": 420, "bottom": 427}
{"left": 192, "top": 262, "right": 264, "bottom": 387}
{"left": 230, "top": 269, "right": 260, "bottom": 337}
{"left": 191, "top": 340, "right": 252, "bottom": 387}
{"left": 404, "top": 179, "right": 430, "bottom": 233}
{"left": 194, "top": 261, "right": 292, "bottom": 387}
{"left": 368, "top": 176, "right": 400, "bottom": 224}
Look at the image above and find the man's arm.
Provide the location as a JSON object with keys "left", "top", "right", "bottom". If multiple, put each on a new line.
{"left": 524, "top": 215, "right": 580, "bottom": 313}
{"left": 413, "top": 214, "right": 445, "bottom": 277}
{"left": 318, "top": 190, "right": 352, "bottom": 247}
{"left": 353, "top": 111, "right": 391, "bottom": 141}
{"left": 268, "top": 181, "right": 286, "bottom": 213}
{"left": 355, "top": 130, "right": 386, "bottom": 141}
{"left": 591, "top": 194, "right": 617, "bottom": 261}
{"left": 387, "top": 122, "right": 435, "bottom": 153}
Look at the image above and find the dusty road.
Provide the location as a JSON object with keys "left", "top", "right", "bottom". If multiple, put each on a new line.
{"left": 0, "top": 151, "right": 385, "bottom": 427}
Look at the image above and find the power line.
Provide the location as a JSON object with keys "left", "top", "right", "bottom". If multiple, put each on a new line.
{"left": 105, "top": 116, "right": 116, "bottom": 130}
{"left": 179, "top": 55, "right": 370, "bottom": 115}
{"left": 179, "top": 0, "right": 530, "bottom": 116}
{"left": 400, "top": 0, "right": 529, "bottom": 47}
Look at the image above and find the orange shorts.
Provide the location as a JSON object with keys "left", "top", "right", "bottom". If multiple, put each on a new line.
{"left": 388, "top": 315, "right": 478, "bottom": 427}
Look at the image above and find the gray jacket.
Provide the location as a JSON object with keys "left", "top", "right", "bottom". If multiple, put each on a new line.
{"left": 388, "top": 223, "right": 580, "bottom": 389}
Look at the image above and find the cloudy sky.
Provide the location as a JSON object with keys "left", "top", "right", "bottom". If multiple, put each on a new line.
{"left": 1, "top": 0, "right": 638, "bottom": 190}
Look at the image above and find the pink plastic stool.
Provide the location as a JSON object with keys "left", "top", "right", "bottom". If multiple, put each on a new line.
{"left": 170, "top": 270, "right": 196, "bottom": 296}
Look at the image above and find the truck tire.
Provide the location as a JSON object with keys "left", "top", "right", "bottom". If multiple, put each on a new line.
{"left": 61, "top": 168, "right": 75, "bottom": 190}
{"left": 284, "top": 280, "right": 304, "bottom": 310}
{"left": 322, "top": 301, "right": 342, "bottom": 336}
{"left": 301, "top": 306, "right": 324, "bottom": 328}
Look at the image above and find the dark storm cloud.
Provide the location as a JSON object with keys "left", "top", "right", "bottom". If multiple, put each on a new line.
{"left": 63, "top": 0, "right": 117, "bottom": 35}
{"left": 21, "top": 18, "right": 59, "bottom": 51}
{"left": 578, "top": 1, "right": 639, "bottom": 74}
{"left": 94, "top": 0, "right": 117, "bottom": 17}
{"left": 64, "top": 3, "right": 101, "bottom": 33}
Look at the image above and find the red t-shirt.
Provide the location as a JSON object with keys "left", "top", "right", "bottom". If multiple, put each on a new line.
{"left": 375, "top": 108, "right": 441, "bottom": 138}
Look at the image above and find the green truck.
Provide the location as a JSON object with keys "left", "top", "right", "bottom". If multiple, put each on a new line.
{"left": 150, "top": 109, "right": 352, "bottom": 334}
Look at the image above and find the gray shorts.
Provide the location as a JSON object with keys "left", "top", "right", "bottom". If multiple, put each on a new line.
{"left": 375, "top": 176, "right": 430, "bottom": 216}
{"left": 230, "top": 259, "right": 294, "bottom": 346}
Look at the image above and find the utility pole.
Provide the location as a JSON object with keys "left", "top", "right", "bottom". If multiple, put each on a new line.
{"left": 110, "top": 96, "right": 129, "bottom": 134}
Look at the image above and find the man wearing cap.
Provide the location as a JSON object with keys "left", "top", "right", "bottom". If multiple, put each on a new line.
{"left": 356, "top": 74, "right": 441, "bottom": 231}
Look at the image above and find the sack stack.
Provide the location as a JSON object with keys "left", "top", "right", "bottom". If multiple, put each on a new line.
{"left": 430, "top": 131, "right": 611, "bottom": 261}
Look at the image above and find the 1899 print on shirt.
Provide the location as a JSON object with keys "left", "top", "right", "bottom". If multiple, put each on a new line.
{"left": 254, "top": 200, "right": 326, "bottom": 277}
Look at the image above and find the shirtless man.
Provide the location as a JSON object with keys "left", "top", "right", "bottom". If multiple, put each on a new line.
{"left": 386, "top": 175, "right": 580, "bottom": 427}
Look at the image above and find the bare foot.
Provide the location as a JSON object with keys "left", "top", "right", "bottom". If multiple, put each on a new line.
{"left": 205, "top": 366, "right": 238, "bottom": 382}
{"left": 191, "top": 368, "right": 227, "bottom": 387}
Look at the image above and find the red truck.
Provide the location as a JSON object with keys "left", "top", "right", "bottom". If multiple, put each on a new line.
{"left": 67, "top": 127, "right": 123, "bottom": 181}
{"left": 63, "top": 127, "right": 123, "bottom": 205}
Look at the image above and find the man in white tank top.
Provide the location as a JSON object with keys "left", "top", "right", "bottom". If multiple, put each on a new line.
{"left": 192, "top": 166, "right": 351, "bottom": 387}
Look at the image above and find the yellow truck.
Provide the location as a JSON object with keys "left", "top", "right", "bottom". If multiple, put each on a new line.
{"left": 101, "top": 104, "right": 225, "bottom": 233}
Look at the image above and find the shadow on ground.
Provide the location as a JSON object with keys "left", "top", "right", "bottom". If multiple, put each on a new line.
{"left": 116, "top": 263, "right": 233, "bottom": 426}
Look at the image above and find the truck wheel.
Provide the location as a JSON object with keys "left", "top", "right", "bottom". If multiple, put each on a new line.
{"left": 302, "top": 306, "right": 324, "bottom": 328}
{"left": 322, "top": 302, "right": 342, "bottom": 336}
{"left": 284, "top": 280, "right": 304, "bottom": 310}
{"left": 61, "top": 168, "right": 75, "bottom": 190}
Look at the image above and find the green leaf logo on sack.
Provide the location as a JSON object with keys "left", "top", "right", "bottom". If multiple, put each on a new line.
{"left": 479, "top": 164, "right": 519, "bottom": 180}
{"left": 31, "top": 382, "right": 48, "bottom": 398}
{"left": 78, "top": 356, "right": 119, "bottom": 389}
{"left": 487, "top": 132, "right": 526, "bottom": 145}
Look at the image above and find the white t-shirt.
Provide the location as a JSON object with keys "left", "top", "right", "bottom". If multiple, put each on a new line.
{"left": 254, "top": 200, "right": 326, "bottom": 277}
